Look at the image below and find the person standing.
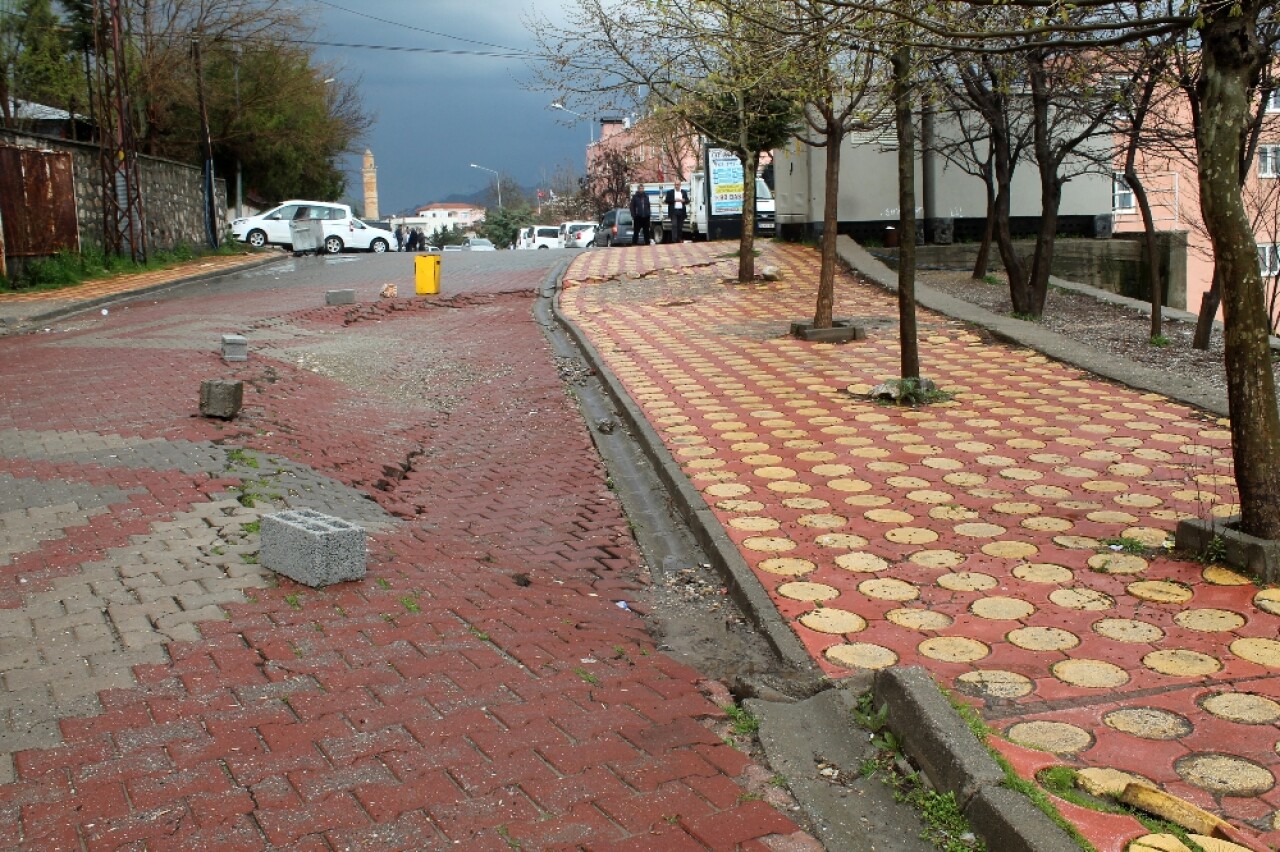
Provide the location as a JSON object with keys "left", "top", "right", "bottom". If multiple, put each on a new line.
{"left": 664, "top": 180, "right": 690, "bottom": 243}
{"left": 629, "top": 186, "right": 652, "bottom": 246}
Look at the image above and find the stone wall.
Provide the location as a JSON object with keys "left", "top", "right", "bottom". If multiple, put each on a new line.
{"left": 0, "top": 129, "right": 226, "bottom": 256}
{"left": 874, "top": 233, "right": 1189, "bottom": 310}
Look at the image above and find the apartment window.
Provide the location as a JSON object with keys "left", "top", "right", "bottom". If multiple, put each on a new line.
{"left": 1261, "top": 145, "right": 1280, "bottom": 178}
{"left": 1265, "top": 89, "right": 1280, "bottom": 113}
{"left": 1262, "top": 244, "right": 1280, "bottom": 277}
{"left": 1113, "top": 174, "right": 1135, "bottom": 212}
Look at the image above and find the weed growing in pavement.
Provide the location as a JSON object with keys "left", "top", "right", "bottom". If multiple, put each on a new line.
{"left": 1149, "top": 334, "right": 1171, "bottom": 347}
{"left": 226, "top": 448, "right": 259, "bottom": 468}
{"left": 468, "top": 626, "right": 490, "bottom": 641}
{"left": 769, "top": 774, "right": 788, "bottom": 788}
{"left": 241, "top": 553, "right": 258, "bottom": 564}
{"left": 1202, "top": 533, "right": 1228, "bottom": 565}
{"left": 210, "top": 545, "right": 226, "bottom": 556}
{"left": 399, "top": 596, "right": 420, "bottom": 613}
{"left": 723, "top": 703, "right": 760, "bottom": 737}
{"left": 1009, "top": 310, "right": 1040, "bottom": 322}
{"left": 872, "top": 377, "right": 954, "bottom": 407}
{"left": 1099, "top": 536, "right": 1150, "bottom": 555}
{"left": 574, "top": 667, "right": 599, "bottom": 685}
{"left": 376, "top": 577, "right": 392, "bottom": 589}
{"left": 495, "top": 824, "right": 522, "bottom": 850}
{"left": 982, "top": 274, "right": 1000, "bottom": 286}
{"left": 284, "top": 594, "right": 302, "bottom": 610}
{"left": 241, "top": 520, "right": 260, "bottom": 535}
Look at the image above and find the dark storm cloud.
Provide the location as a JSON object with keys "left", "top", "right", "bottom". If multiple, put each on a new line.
{"left": 308, "top": 0, "right": 590, "bottom": 213}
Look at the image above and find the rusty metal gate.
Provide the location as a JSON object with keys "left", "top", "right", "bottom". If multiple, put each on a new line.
{"left": 0, "top": 146, "right": 80, "bottom": 269}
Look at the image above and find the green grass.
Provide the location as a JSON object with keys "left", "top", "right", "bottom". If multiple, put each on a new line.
{"left": 1099, "top": 536, "right": 1150, "bottom": 554}
{"left": 723, "top": 703, "right": 760, "bottom": 737}
{"left": 1149, "top": 334, "right": 1171, "bottom": 347}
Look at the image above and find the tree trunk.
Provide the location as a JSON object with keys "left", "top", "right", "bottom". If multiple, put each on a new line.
{"left": 1194, "top": 269, "right": 1223, "bottom": 350}
{"left": 1197, "top": 0, "right": 1280, "bottom": 539}
{"left": 738, "top": 149, "right": 758, "bottom": 283}
{"left": 1125, "top": 171, "right": 1164, "bottom": 340}
{"left": 1023, "top": 176, "right": 1060, "bottom": 317}
{"left": 893, "top": 46, "right": 920, "bottom": 381}
{"left": 813, "top": 128, "right": 843, "bottom": 328}
{"left": 972, "top": 163, "right": 995, "bottom": 280}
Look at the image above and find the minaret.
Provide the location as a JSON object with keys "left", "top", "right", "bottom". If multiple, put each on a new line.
{"left": 362, "top": 149, "right": 379, "bottom": 220}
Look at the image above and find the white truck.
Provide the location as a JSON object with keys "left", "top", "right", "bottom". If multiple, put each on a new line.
{"left": 631, "top": 168, "right": 774, "bottom": 243}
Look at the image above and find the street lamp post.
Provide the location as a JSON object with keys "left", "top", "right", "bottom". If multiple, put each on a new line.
{"left": 551, "top": 101, "right": 593, "bottom": 144}
{"left": 469, "top": 163, "right": 501, "bottom": 209}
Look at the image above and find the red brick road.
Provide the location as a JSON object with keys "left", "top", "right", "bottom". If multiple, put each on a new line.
{"left": 0, "top": 260, "right": 809, "bottom": 849}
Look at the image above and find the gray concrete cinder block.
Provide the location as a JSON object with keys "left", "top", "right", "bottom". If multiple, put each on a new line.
{"left": 221, "top": 334, "right": 248, "bottom": 362}
{"left": 873, "top": 666, "right": 1005, "bottom": 805}
{"left": 199, "top": 379, "right": 243, "bottom": 419}
{"left": 325, "top": 289, "right": 356, "bottom": 306}
{"left": 260, "top": 509, "right": 366, "bottom": 588}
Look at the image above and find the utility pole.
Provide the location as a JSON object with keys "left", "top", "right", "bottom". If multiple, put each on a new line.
{"left": 191, "top": 35, "right": 218, "bottom": 248}
{"left": 94, "top": 0, "right": 147, "bottom": 261}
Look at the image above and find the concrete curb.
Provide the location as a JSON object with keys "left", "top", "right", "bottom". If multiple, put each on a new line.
{"left": 874, "top": 668, "right": 1080, "bottom": 851}
{"left": 836, "top": 236, "right": 1230, "bottom": 418}
{"left": 0, "top": 253, "right": 286, "bottom": 335}
{"left": 549, "top": 262, "right": 819, "bottom": 676}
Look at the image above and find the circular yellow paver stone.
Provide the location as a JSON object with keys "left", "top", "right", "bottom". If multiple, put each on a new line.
{"left": 828, "top": 479, "right": 873, "bottom": 492}
{"left": 758, "top": 557, "right": 816, "bottom": 577}
{"left": 811, "top": 464, "right": 853, "bottom": 477}
{"left": 1123, "top": 527, "right": 1172, "bottom": 547}
{"left": 730, "top": 517, "right": 782, "bottom": 532}
{"left": 981, "top": 541, "right": 1039, "bottom": 560}
{"left": 815, "top": 533, "right": 870, "bottom": 549}
{"left": 1175, "top": 753, "right": 1275, "bottom": 796}
{"left": 1008, "top": 626, "right": 1079, "bottom": 651}
{"left": 1050, "top": 588, "right": 1115, "bottom": 611}
{"left": 907, "top": 489, "right": 954, "bottom": 505}
{"left": 1104, "top": 707, "right": 1193, "bottom": 740}
{"left": 706, "top": 483, "right": 752, "bottom": 497}
{"left": 743, "top": 536, "right": 797, "bottom": 553}
{"left": 910, "top": 550, "right": 965, "bottom": 570}
{"left": 938, "top": 572, "right": 998, "bottom": 592}
{"left": 887, "top": 527, "right": 939, "bottom": 545}
{"left": 1053, "top": 659, "right": 1130, "bottom": 688}
{"left": 834, "top": 552, "right": 889, "bottom": 573}
{"left": 1021, "top": 516, "right": 1074, "bottom": 532}
{"left": 957, "top": 670, "right": 1034, "bottom": 698}
{"left": 954, "top": 522, "right": 1006, "bottom": 538}
{"left": 799, "top": 608, "right": 867, "bottom": 635}
{"left": 1115, "top": 493, "right": 1163, "bottom": 508}
{"left": 784, "top": 497, "right": 830, "bottom": 510}
{"left": 1006, "top": 721, "right": 1093, "bottom": 755}
{"left": 1093, "top": 618, "right": 1164, "bottom": 643}
{"left": 1088, "top": 510, "right": 1140, "bottom": 524}
{"left": 1201, "top": 692, "right": 1280, "bottom": 724}
{"left": 1087, "top": 552, "right": 1149, "bottom": 575}
{"left": 1173, "top": 609, "right": 1246, "bottom": 633}
{"left": 844, "top": 494, "right": 890, "bottom": 507}
{"left": 755, "top": 466, "right": 797, "bottom": 480}
{"left": 1143, "top": 649, "right": 1222, "bottom": 677}
{"left": 1014, "top": 563, "right": 1074, "bottom": 584}
{"left": 777, "top": 581, "right": 840, "bottom": 602}
{"left": 859, "top": 578, "right": 919, "bottom": 601}
{"left": 1077, "top": 768, "right": 1155, "bottom": 799}
{"left": 1128, "top": 580, "right": 1193, "bottom": 604}
{"left": 930, "top": 505, "right": 978, "bottom": 521}
{"left": 1230, "top": 637, "right": 1280, "bottom": 668}
{"left": 865, "top": 508, "right": 915, "bottom": 524}
{"left": 825, "top": 643, "right": 898, "bottom": 670}
{"left": 994, "top": 502, "right": 1043, "bottom": 516}
{"left": 886, "top": 609, "right": 953, "bottom": 631}
{"left": 797, "top": 514, "right": 848, "bottom": 529}
{"left": 1027, "top": 484, "right": 1073, "bottom": 499}
{"left": 1054, "top": 535, "right": 1101, "bottom": 550}
{"left": 718, "top": 499, "right": 766, "bottom": 513}
{"left": 972, "top": 597, "right": 1037, "bottom": 621}
{"left": 1254, "top": 588, "right": 1280, "bottom": 616}
{"left": 919, "top": 636, "right": 990, "bottom": 663}
{"left": 1201, "top": 565, "right": 1251, "bottom": 586}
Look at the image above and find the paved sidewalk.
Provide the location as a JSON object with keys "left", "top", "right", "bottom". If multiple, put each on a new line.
{"left": 562, "top": 242, "right": 1280, "bottom": 851}
{"left": 0, "top": 251, "right": 280, "bottom": 331}
{"left": 0, "top": 258, "right": 812, "bottom": 849}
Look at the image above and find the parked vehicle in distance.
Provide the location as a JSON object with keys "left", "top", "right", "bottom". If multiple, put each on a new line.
{"left": 558, "top": 221, "right": 597, "bottom": 248}
{"left": 526, "top": 226, "right": 560, "bottom": 249}
{"left": 566, "top": 224, "right": 596, "bottom": 248}
{"left": 515, "top": 227, "right": 534, "bottom": 249}
{"left": 462, "top": 237, "right": 496, "bottom": 251}
{"left": 230, "top": 200, "right": 393, "bottom": 253}
{"left": 592, "top": 209, "right": 634, "bottom": 247}
{"left": 324, "top": 218, "right": 394, "bottom": 254}
{"left": 442, "top": 245, "right": 463, "bottom": 252}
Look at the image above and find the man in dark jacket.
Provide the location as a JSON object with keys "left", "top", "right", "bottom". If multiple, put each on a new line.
{"left": 663, "top": 180, "right": 690, "bottom": 242}
{"left": 629, "top": 186, "right": 652, "bottom": 245}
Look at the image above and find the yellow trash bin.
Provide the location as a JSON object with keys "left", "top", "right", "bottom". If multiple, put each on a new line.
{"left": 414, "top": 255, "right": 441, "bottom": 295}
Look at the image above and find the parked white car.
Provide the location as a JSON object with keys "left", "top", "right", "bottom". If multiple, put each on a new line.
{"left": 462, "top": 237, "right": 496, "bottom": 251}
{"left": 230, "top": 200, "right": 393, "bottom": 253}
{"left": 558, "top": 221, "right": 597, "bottom": 248}
{"left": 566, "top": 224, "right": 596, "bottom": 248}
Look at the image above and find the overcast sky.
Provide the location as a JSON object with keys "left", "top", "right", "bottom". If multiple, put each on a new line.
{"left": 307, "top": 0, "right": 589, "bottom": 215}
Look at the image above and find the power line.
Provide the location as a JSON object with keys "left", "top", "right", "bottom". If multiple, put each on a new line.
{"left": 305, "top": 0, "right": 526, "bottom": 54}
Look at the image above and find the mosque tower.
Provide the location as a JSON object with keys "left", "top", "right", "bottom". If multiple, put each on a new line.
{"left": 361, "top": 149, "right": 379, "bottom": 220}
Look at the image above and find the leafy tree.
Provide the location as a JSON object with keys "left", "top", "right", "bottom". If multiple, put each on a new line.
{"left": 0, "top": 0, "right": 85, "bottom": 128}
{"left": 477, "top": 203, "right": 535, "bottom": 249}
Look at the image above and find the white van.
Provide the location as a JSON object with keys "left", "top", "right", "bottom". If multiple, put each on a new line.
{"left": 558, "top": 221, "right": 597, "bottom": 248}
{"left": 528, "top": 226, "right": 560, "bottom": 249}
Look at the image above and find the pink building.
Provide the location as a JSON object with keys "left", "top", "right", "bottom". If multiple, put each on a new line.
{"left": 1113, "top": 88, "right": 1280, "bottom": 323}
